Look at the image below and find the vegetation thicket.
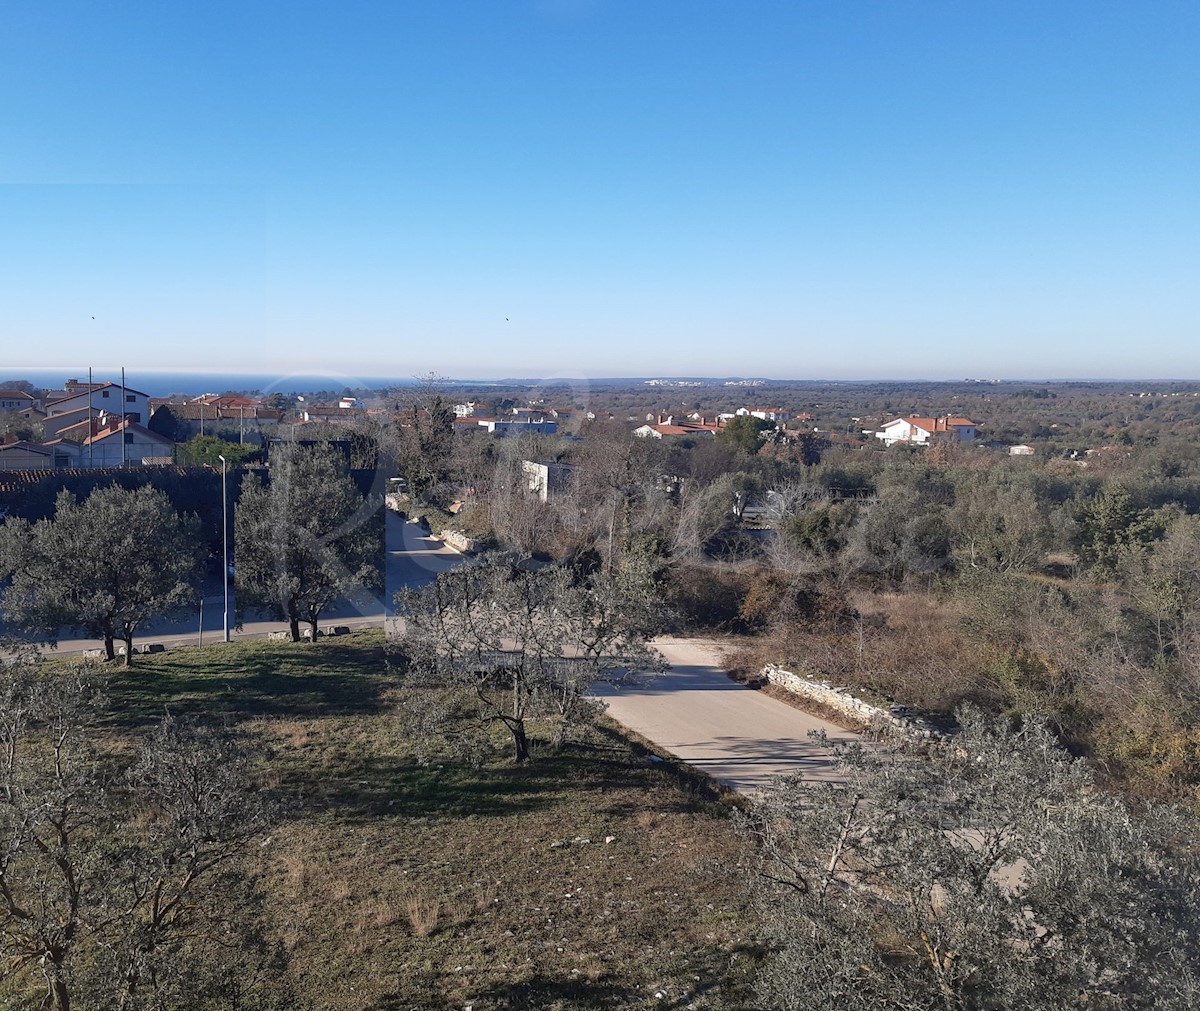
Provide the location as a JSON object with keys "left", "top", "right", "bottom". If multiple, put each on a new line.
{"left": 381, "top": 379, "right": 1200, "bottom": 801}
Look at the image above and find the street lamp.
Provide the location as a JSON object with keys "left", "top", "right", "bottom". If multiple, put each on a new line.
{"left": 219, "top": 454, "right": 230, "bottom": 643}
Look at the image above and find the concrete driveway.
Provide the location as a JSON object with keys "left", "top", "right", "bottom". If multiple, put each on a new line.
{"left": 591, "top": 638, "right": 861, "bottom": 794}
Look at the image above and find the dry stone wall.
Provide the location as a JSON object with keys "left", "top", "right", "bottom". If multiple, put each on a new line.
{"left": 761, "top": 664, "right": 943, "bottom": 739}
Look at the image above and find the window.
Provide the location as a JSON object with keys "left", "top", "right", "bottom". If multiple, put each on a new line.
{"left": 126, "top": 412, "right": 141, "bottom": 423}
{"left": 124, "top": 433, "right": 133, "bottom": 444}
{"left": 101, "top": 390, "right": 110, "bottom": 398}
{"left": 126, "top": 394, "right": 137, "bottom": 403}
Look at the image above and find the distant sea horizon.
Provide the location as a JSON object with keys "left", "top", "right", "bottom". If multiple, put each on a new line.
{"left": 4, "top": 369, "right": 1198, "bottom": 399}
{"left": 1, "top": 369, "right": 424, "bottom": 398}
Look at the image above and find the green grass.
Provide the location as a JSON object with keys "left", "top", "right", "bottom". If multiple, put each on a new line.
{"left": 92, "top": 632, "right": 760, "bottom": 1010}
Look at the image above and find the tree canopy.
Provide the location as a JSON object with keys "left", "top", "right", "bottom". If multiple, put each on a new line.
{"left": 0, "top": 485, "right": 203, "bottom": 663}
{"left": 718, "top": 414, "right": 772, "bottom": 453}
{"left": 0, "top": 648, "right": 276, "bottom": 1010}
{"left": 234, "top": 441, "right": 382, "bottom": 641}
{"left": 176, "top": 434, "right": 262, "bottom": 467}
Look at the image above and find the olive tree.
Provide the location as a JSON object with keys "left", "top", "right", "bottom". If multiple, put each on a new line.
{"left": 235, "top": 442, "right": 382, "bottom": 641}
{"left": 0, "top": 486, "right": 203, "bottom": 664}
{"left": 742, "top": 708, "right": 1200, "bottom": 1010}
{"left": 392, "top": 556, "right": 664, "bottom": 762}
{"left": 0, "top": 647, "right": 275, "bottom": 1011}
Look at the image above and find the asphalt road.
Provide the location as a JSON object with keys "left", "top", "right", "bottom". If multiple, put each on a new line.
{"left": 384, "top": 511, "right": 465, "bottom": 600}
{"left": 591, "top": 638, "right": 862, "bottom": 793}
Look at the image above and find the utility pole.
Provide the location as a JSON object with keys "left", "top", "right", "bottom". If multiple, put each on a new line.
{"left": 87, "top": 366, "right": 94, "bottom": 467}
{"left": 120, "top": 366, "right": 127, "bottom": 468}
{"left": 219, "top": 454, "right": 230, "bottom": 643}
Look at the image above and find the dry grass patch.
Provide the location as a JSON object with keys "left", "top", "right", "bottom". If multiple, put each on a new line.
{"left": 96, "top": 632, "right": 759, "bottom": 1010}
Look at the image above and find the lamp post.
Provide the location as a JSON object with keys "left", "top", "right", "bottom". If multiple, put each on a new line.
{"left": 219, "top": 454, "right": 230, "bottom": 642}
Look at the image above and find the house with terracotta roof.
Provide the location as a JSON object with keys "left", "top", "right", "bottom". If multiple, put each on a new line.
{"left": 633, "top": 415, "right": 725, "bottom": 439}
{"left": 876, "top": 415, "right": 977, "bottom": 447}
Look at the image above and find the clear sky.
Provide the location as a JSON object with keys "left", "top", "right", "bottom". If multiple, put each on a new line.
{"left": 1, "top": 1, "right": 1197, "bottom": 380}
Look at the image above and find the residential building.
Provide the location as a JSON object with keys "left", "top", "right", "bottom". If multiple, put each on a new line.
{"left": 633, "top": 415, "right": 724, "bottom": 439}
{"left": 455, "top": 414, "right": 558, "bottom": 437}
{"left": 60, "top": 416, "right": 174, "bottom": 467}
{"left": 876, "top": 415, "right": 977, "bottom": 447}
{"left": 0, "top": 389, "right": 36, "bottom": 412}
{"left": 0, "top": 437, "right": 78, "bottom": 470}
{"left": 522, "top": 460, "right": 574, "bottom": 502}
{"left": 300, "top": 404, "right": 368, "bottom": 423}
{"left": 45, "top": 381, "right": 150, "bottom": 426}
{"left": 737, "top": 406, "right": 791, "bottom": 422}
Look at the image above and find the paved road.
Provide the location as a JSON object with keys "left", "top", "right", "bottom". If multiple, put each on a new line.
{"left": 385, "top": 511, "right": 465, "bottom": 599}
{"left": 592, "top": 638, "right": 861, "bottom": 793}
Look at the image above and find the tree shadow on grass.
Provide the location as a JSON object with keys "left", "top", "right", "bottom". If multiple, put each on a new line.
{"left": 459, "top": 976, "right": 645, "bottom": 1009}
{"left": 281, "top": 754, "right": 571, "bottom": 820}
{"left": 102, "top": 638, "right": 390, "bottom": 728}
{"left": 587, "top": 719, "right": 739, "bottom": 815}
{"left": 436, "top": 947, "right": 763, "bottom": 1011}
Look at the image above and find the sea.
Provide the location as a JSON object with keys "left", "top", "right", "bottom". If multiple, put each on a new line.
{"left": 3, "top": 368, "right": 423, "bottom": 398}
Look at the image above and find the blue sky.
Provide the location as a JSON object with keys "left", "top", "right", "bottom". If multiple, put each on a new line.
{"left": 1, "top": 1, "right": 1197, "bottom": 380}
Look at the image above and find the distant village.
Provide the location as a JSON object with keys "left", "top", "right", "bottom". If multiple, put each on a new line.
{"left": 0, "top": 375, "right": 1001, "bottom": 473}
{"left": 6, "top": 372, "right": 1195, "bottom": 484}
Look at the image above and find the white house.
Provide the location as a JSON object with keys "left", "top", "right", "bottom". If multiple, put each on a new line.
{"left": 876, "top": 416, "right": 976, "bottom": 447}
{"left": 43, "top": 407, "right": 98, "bottom": 441}
{"left": 45, "top": 382, "right": 151, "bottom": 426}
{"left": 522, "top": 460, "right": 574, "bottom": 502}
{"left": 477, "top": 417, "right": 557, "bottom": 437}
{"left": 737, "top": 406, "right": 791, "bottom": 423}
{"left": 1009, "top": 444, "right": 1036, "bottom": 456}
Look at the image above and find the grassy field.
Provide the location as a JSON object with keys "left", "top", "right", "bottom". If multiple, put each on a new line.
{"left": 87, "top": 631, "right": 760, "bottom": 1010}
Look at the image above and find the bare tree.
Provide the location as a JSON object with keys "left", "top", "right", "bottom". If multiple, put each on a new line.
{"left": 392, "top": 556, "right": 664, "bottom": 761}
{"left": 0, "top": 647, "right": 275, "bottom": 1011}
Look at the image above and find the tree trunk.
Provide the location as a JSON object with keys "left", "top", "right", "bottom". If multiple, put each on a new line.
{"left": 47, "top": 968, "right": 71, "bottom": 1011}
{"left": 510, "top": 721, "right": 530, "bottom": 763}
{"left": 309, "top": 616, "right": 319, "bottom": 642}
{"left": 121, "top": 634, "right": 134, "bottom": 666}
{"left": 550, "top": 718, "right": 568, "bottom": 751}
{"left": 289, "top": 615, "right": 301, "bottom": 642}
{"left": 104, "top": 635, "right": 115, "bottom": 661}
